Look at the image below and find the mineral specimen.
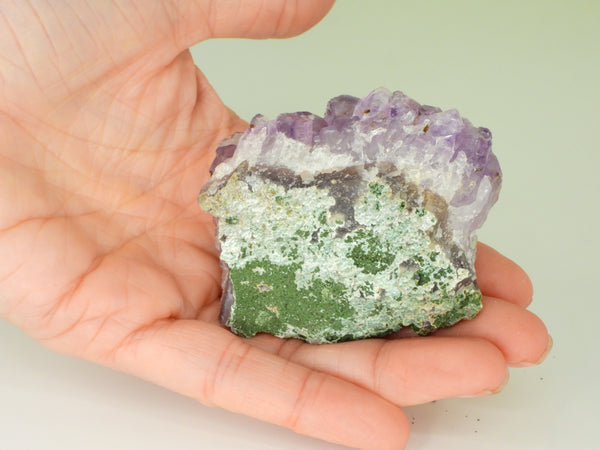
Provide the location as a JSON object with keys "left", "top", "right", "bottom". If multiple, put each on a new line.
{"left": 198, "top": 87, "right": 501, "bottom": 343}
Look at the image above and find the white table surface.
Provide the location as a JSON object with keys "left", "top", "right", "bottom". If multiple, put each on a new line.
{"left": 2, "top": 1, "right": 598, "bottom": 449}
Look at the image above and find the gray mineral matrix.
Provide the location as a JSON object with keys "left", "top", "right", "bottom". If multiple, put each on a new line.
{"left": 199, "top": 88, "right": 501, "bottom": 343}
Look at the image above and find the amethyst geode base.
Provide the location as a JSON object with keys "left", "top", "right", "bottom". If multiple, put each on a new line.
{"left": 199, "top": 88, "right": 501, "bottom": 343}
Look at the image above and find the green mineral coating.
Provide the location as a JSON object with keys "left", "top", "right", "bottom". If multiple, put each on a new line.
{"left": 199, "top": 166, "right": 483, "bottom": 343}
{"left": 414, "top": 269, "right": 431, "bottom": 286}
{"left": 228, "top": 259, "right": 354, "bottom": 339}
{"left": 345, "top": 229, "right": 396, "bottom": 275}
{"left": 432, "top": 290, "right": 481, "bottom": 328}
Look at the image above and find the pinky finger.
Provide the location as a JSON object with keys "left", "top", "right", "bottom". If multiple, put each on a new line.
{"left": 433, "top": 296, "right": 551, "bottom": 367}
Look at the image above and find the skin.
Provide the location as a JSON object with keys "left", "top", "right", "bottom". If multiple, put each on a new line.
{"left": 0, "top": 1, "right": 550, "bottom": 449}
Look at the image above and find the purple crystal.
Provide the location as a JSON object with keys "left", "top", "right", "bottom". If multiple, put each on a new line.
{"left": 205, "top": 88, "right": 501, "bottom": 260}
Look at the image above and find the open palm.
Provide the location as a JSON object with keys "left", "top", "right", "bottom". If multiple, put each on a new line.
{"left": 0, "top": 2, "right": 549, "bottom": 448}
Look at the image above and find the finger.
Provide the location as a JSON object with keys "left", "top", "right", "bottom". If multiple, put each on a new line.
{"left": 173, "top": 0, "right": 337, "bottom": 45}
{"left": 475, "top": 242, "right": 534, "bottom": 307}
{"left": 249, "top": 334, "right": 508, "bottom": 407}
{"left": 433, "top": 296, "right": 551, "bottom": 367}
{"left": 112, "top": 320, "right": 409, "bottom": 450}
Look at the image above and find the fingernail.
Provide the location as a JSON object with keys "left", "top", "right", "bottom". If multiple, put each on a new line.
{"left": 512, "top": 335, "right": 553, "bottom": 368}
{"left": 492, "top": 370, "right": 510, "bottom": 394}
{"left": 537, "top": 335, "right": 553, "bottom": 364}
{"left": 458, "top": 370, "right": 510, "bottom": 398}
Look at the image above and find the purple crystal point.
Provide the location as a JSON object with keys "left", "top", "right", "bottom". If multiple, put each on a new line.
{"left": 275, "top": 112, "right": 326, "bottom": 145}
{"left": 200, "top": 88, "right": 501, "bottom": 343}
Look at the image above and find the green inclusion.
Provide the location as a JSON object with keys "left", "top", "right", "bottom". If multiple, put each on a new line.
{"left": 409, "top": 253, "right": 455, "bottom": 288}
{"left": 294, "top": 229, "right": 310, "bottom": 239}
{"left": 369, "top": 182, "right": 385, "bottom": 196}
{"left": 345, "top": 229, "right": 396, "bottom": 275}
{"left": 228, "top": 259, "right": 354, "bottom": 338}
{"left": 318, "top": 211, "right": 327, "bottom": 225}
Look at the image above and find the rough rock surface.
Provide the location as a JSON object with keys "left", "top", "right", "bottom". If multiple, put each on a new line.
{"left": 199, "top": 88, "right": 501, "bottom": 343}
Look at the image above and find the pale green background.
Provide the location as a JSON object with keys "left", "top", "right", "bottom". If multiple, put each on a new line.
{"left": 1, "top": 1, "right": 598, "bottom": 449}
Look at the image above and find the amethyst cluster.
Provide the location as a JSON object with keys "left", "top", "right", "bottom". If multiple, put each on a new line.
{"left": 199, "top": 88, "right": 501, "bottom": 343}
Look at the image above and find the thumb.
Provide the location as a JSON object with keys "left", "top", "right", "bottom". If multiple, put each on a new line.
{"left": 172, "top": 0, "right": 336, "bottom": 46}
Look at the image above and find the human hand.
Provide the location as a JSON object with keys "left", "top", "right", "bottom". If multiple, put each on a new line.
{"left": 0, "top": 1, "right": 550, "bottom": 449}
